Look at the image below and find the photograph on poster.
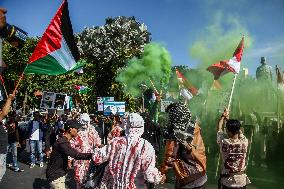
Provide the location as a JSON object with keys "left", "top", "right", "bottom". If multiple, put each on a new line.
{"left": 54, "top": 93, "right": 66, "bottom": 110}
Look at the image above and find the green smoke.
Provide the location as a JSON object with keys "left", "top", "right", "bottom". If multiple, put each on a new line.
{"left": 116, "top": 42, "right": 172, "bottom": 97}
{"left": 182, "top": 12, "right": 284, "bottom": 189}
{"left": 184, "top": 12, "right": 254, "bottom": 117}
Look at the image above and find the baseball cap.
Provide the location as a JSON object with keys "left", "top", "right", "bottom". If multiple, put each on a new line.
{"left": 64, "top": 119, "right": 82, "bottom": 130}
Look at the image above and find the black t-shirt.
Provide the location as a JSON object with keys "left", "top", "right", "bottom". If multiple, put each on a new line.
{"left": 0, "top": 122, "right": 8, "bottom": 154}
{"left": 46, "top": 136, "right": 92, "bottom": 182}
{"left": 7, "top": 121, "right": 18, "bottom": 144}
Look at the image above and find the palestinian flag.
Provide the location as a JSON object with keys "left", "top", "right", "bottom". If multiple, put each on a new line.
{"left": 75, "top": 85, "right": 91, "bottom": 94}
{"left": 25, "top": 0, "right": 83, "bottom": 75}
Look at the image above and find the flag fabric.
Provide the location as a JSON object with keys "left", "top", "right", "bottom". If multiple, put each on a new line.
{"left": 175, "top": 69, "right": 198, "bottom": 100}
{"left": 75, "top": 85, "right": 91, "bottom": 94}
{"left": 25, "top": 0, "right": 84, "bottom": 75}
{"left": 207, "top": 36, "right": 244, "bottom": 79}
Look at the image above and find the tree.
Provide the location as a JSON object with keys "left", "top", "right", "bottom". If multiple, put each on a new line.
{"left": 76, "top": 16, "right": 151, "bottom": 100}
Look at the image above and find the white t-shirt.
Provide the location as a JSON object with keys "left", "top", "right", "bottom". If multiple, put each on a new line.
{"left": 30, "top": 121, "right": 40, "bottom": 141}
{"left": 217, "top": 131, "right": 251, "bottom": 188}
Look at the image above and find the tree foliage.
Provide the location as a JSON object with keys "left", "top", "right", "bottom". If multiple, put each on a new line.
{"left": 76, "top": 16, "right": 151, "bottom": 98}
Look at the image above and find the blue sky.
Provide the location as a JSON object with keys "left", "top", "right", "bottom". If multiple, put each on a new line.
{"left": 1, "top": 0, "right": 284, "bottom": 77}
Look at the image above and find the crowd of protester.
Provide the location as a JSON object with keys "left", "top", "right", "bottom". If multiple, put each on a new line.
{"left": 0, "top": 89, "right": 255, "bottom": 189}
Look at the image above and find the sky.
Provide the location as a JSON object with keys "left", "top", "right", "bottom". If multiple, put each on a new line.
{"left": 1, "top": 0, "right": 284, "bottom": 77}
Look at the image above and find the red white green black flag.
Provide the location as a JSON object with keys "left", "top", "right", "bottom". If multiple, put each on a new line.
{"left": 25, "top": 0, "right": 84, "bottom": 75}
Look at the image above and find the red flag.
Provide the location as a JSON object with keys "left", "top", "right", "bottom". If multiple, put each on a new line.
{"left": 207, "top": 36, "right": 244, "bottom": 79}
{"left": 175, "top": 69, "right": 198, "bottom": 96}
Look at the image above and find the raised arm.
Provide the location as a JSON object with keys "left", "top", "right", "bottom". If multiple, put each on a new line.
{"left": 217, "top": 108, "right": 229, "bottom": 132}
{"left": 217, "top": 108, "right": 229, "bottom": 145}
{"left": 0, "top": 94, "right": 15, "bottom": 121}
{"left": 59, "top": 141, "right": 92, "bottom": 160}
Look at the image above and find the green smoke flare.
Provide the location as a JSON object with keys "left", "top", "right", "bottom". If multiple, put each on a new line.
{"left": 116, "top": 42, "right": 172, "bottom": 97}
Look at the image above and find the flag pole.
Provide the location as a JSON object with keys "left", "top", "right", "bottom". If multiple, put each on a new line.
{"left": 149, "top": 79, "right": 158, "bottom": 94}
{"left": 227, "top": 74, "right": 238, "bottom": 111}
{"left": 215, "top": 73, "right": 238, "bottom": 179}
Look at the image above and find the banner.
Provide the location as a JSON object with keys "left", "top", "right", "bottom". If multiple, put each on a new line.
{"left": 97, "top": 97, "right": 114, "bottom": 111}
{"left": 103, "top": 101, "right": 125, "bottom": 116}
{"left": 54, "top": 93, "right": 66, "bottom": 110}
{"left": 40, "top": 91, "right": 67, "bottom": 110}
{"left": 40, "top": 91, "right": 55, "bottom": 109}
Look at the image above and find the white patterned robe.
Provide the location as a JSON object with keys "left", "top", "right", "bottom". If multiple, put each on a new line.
{"left": 92, "top": 116, "right": 162, "bottom": 189}
{"left": 70, "top": 126, "right": 101, "bottom": 188}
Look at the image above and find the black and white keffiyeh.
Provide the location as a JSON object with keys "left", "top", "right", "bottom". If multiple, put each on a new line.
{"left": 166, "top": 103, "right": 195, "bottom": 143}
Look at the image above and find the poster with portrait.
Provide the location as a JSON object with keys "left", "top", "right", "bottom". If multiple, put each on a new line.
{"left": 54, "top": 93, "right": 66, "bottom": 110}
{"left": 40, "top": 91, "right": 55, "bottom": 109}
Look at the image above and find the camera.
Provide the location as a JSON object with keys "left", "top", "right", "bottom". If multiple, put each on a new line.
{"left": 0, "top": 7, "right": 28, "bottom": 47}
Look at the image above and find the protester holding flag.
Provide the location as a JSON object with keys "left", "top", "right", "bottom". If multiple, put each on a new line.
{"left": 0, "top": 92, "right": 15, "bottom": 182}
{"left": 217, "top": 109, "right": 250, "bottom": 189}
